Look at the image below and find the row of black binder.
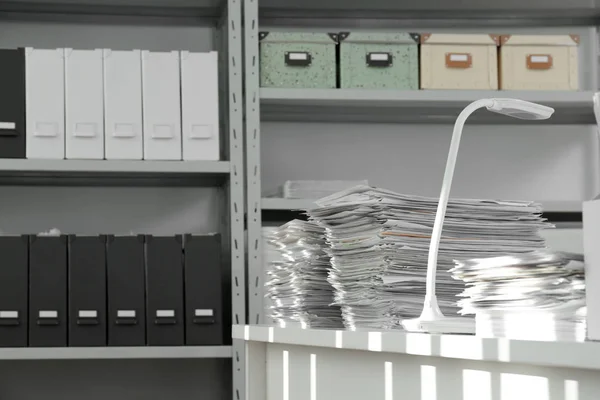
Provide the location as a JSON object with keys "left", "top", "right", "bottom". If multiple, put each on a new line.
{"left": 0, "top": 234, "right": 227, "bottom": 347}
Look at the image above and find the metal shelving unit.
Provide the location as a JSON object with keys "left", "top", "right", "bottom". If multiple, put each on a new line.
{"left": 0, "top": 1, "right": 244, "bottom": 399}
{"left": 243, "top": 2, "right": 599, "bottom": 398}
{"left": 261, "top": 88, "right": 596, "bottom": 124}
{"left": 0, "top": 346, "right": 232, "bottom": 360}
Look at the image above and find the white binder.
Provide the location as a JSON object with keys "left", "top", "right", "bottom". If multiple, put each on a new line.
{"left": 25, "top": 48, "right": 65, "bottom": 159}
{"left": 141, "top": 50, "right": 182, "bottom": 160}
{"left": 180, "top": 51, "right": 220, "bottom": 161}
{"left": 104, "top": 49, "right": 143, "bottom": 160}
{"left": 65, "top": 49, "right": 104, "bottom": 160}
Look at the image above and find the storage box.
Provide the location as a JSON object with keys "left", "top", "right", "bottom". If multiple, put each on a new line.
{"left": 145, "top": 235, "right": 184, "bottom": 346}
{"left": 25, "top": 48, "right": 65, "bottom": 159}
{"left": 65, "top": 49, "right": 104, "bottom": 160}
{"left": 0, "top": 49, "right": 26, "bottom": 159}
{"left": 106, "top": 235, "right": 146, "bottom": 347}
{"left": 184, "top": 234, "right": 223, "bottom": 345}
{"left": 141, "top": 51, "right": 182, "bottom": 160}
{"left": 420, "top": 33, "right": 499, "bottom": 90}
{"left": 339, "top": 32, "right": 419, "bottom": 90}
{"left": 500, "top": 34, "right": 579, "bottom": 91}
{"left": 180, "top": 51, "right": 220, "bottom": 161}
{"left": 584, "top": 198, "right": 600, "bottom": 340}
{"left": 29, "top": 235, "right": 68, "bottom": 347}
{"left": 68, "top": 235, "right": 107, "bottom": 347}
{"left": 259, "top": 32, "right": 337, "bottom": 89}
{"left": 104, "top": 49, "right": 143, "bottom": 160}
{"left": 0, "top": 236, "right": 28, "bottom": 347}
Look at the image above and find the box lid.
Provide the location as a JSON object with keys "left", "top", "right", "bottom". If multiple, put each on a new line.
{"left": 421, "top": 33, "right": 500, "bottom": 46}
{"left": 501, "top": 34, "right": 580, "bottom": 47}
{"left": 339, "top": 32, "right": 419, "bottom": 45}
{"left": 259, "top": 32, "right": 338, "bottom": 44}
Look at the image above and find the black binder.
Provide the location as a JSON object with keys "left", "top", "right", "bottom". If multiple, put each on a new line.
{"left": 184, "top": 234, "right": 223, "bottom": 345}
{"left": 0, "top": 48, "right": 25, "bottom": 158}
{"left": 29, "top": 236, "right": 68, "bottom": 347}
{"left": 0, "top": 236, "right": 28, "bottom": 347}
{"left": 106, "top": 235, "right": 146, "bottom": 346}
{"left": 145, "top": 235, "right": 184, "bottom": 346}
{"left": 68, "top": 235, "right": 107, "bottom": 347}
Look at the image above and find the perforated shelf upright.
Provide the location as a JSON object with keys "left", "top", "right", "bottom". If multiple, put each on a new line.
{"left": 0, "top": 1, "right": 244, "bottom": 400}
{"left": 242, "top": 2, "right": 600, "bottom": 399}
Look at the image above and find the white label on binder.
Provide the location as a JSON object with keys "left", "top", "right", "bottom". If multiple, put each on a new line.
{"left": 151, "top": 124, "right": 174, "bottom": 139}
{"left": 195, "top": 309, "right": 214, "bottom": 317}
{"left": 74, "top": 123, "right": 97, "bottom": 138}
{"left": 289, "top": 52, "right": 308, "bottom": 60}
{"left": 117, "top": 310, "right": 136, "bottom": 318}
{"left": 449, "top": 54, "right": 469, "bottom": 62}
{"left": 78, "top": 310, "right": 97, "bottom": 318}
{"left": 530, "top": 55, "right": 550, "bottom": 63}
{"left": 39, "top": 310, "right": 58, "bottom": 318}
{"left": 112, "top": 123, "right": 136, "bottom": 138}
{"left": 0, "top": 311, "right": 18, "bottom": 319}
{"left": 156, "top": 310, "right": 175, "bottom": 318}
{"left": 190, "top": 125, "right": 212, "bottom": 139}
{"left": 0, "top": 122, "right": 16, "bottom": 130}
{"left": 34, "top": 122, "right": 59, "bottom": 137}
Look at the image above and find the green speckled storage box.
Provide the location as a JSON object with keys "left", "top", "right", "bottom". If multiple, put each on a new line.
{"left": 259, "top": 32, "right": 337, "bottom": 89}
{"left": 339, "top": 32, "right": 419, "bottom": 89}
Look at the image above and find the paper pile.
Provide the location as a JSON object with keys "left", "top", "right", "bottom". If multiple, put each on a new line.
{"left": 283, "top": 180, "right": 368, "bottom": 199}
{"left": 264, "top": 220, "right": 343, "bottom": 329}
{"left": 262, "top": 227, "right": 282, "bottom": 323}
{"left": 308, "top": 185, "right": 552, "bottom": 330}
{"left": 452, "top": 251, "right": 586, "bottom": 341}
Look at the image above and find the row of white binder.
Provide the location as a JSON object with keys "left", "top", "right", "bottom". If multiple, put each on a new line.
{"left": 26, "top": 48, "right": 219, "bottom": 161}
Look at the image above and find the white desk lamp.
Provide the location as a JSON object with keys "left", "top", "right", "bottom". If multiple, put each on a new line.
{"left": 401, "top": 98, "right": 555, "bottom": 334}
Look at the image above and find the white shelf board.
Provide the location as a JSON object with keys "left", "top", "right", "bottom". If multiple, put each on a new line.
{"left": 261, "top": 198, "right": 316, "bottom": 210}
{"left": 540, "top": 200, "right": 583, "bottom": 213}
{"left": 259, "top": 0, "right": 599, "bottom": 27}
{"left": 261, "top": 198, "right": 583, "bottom": 213}
{"left": 0, "top": 345, "right": 232, "bottom": 360}
{"left": 0, "top": 0, "right": 223, "bottom": 24}
{"left": 0, "top": 159, "right": 230, "bottom": 186}
{"left": 260, "top": 89, "right": 595, "bottom": 124}
{"left": 234, "top": 324, "right": 600, "bottom": 370}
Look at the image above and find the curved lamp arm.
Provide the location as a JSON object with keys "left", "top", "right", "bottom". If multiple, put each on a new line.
{"left": 406, "top": 97, "right": 553, "bottom": 331}
{"left": 425, "top": 100, "right": 493, "bottom": 296}
{"left": 421, "top": 99, "right": 493, "bottom": 318}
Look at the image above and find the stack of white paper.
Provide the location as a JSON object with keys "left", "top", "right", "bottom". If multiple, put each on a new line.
{"left": 308, "top": 185, "right": 552, "bottom": 330}
{"left": 452, "top": 251, "right": 586, "bottom": 341}
{"left": 264, "top": 220, "right": 343, "bottom": 329}
{"left": 283, "top": 180, "right": 368, "bottom": 199}
{"left": 262, "top": 227, "right": 282, "bottom": 323}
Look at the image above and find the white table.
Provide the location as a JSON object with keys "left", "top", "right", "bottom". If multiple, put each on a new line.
{"left": 234, "top": 324, "right": 600, "bottom": 400}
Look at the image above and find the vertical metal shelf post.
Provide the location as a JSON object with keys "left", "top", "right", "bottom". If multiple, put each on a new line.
{"left": 227, "top": 0, "right": 247, "bottom": 399}
{"left": 243, "top": 0, "right": 265, "bottom": 329}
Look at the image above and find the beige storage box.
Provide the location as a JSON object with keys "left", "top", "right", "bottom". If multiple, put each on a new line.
{"left": 420, "top": 33, "right": 499, "bottom": 90}
{"left": 500, "top": 34, "right": 579, "bottom": 91}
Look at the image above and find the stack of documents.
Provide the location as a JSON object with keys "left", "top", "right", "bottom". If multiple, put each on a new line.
{"left": 283, "top": 180, "right": 369, "bottom": 199}
{"left": 264, "top": 220, "right": 343, "bottom": 329}
{"left": 262, "top": 227, "right": 282, "bottom": 323}
{"left": 308, "top": 185, "right": 551, "bottom": 330}
{"left": 452, "top": 251, "right": 586, "bottom": 341}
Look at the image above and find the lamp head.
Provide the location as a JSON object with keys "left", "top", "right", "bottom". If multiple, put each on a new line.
{"left": 486, "top": 98, "right": 554, "bottom": 120}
